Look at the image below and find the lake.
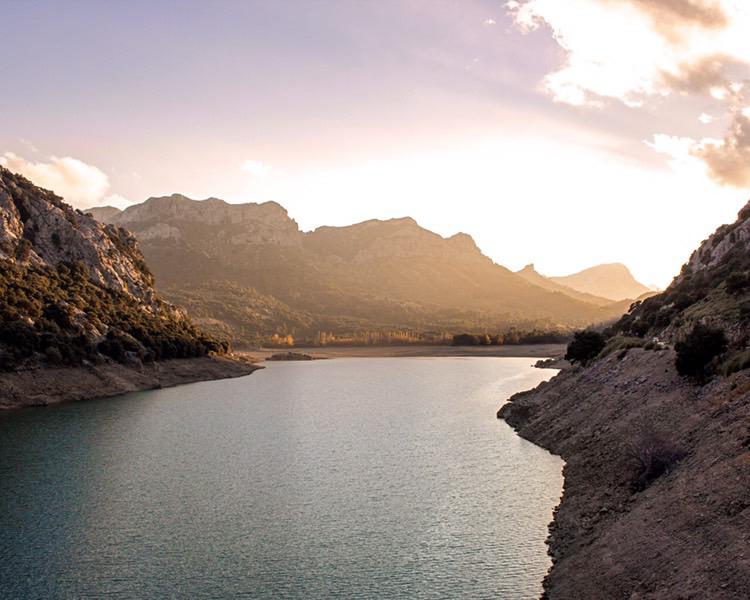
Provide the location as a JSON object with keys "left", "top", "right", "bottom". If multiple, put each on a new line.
{"left": 0, "top": 357, "right": 563, "bottom": 599}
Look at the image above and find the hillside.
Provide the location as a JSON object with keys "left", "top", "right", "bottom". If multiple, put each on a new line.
{"left": 499, "top": 201, "right": 750, "bottom": 598}
{"left": 0, "top": 167, "right": 256, "bottom": 405}
{"left": 91, "top": 197, "right": 626, "bottom": 345}
{"left": 550, "top": 263, "right": 652, "bottom": 301}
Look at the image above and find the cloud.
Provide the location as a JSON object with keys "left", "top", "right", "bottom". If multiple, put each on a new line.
{"left": 693, "top": 109, "right": 750, "bottom": 186}
{"left": 648, "top": 105, "right": 750, "bottom": 187}
{"left": 628, "top": 0, "right": 728, "bottom": 34}
{"left": 508, "top": 0, "right": 750, "bottom": 187}
{"left": 484, "top": 18, "right": 497, "bottom": 25}
{"left": 699, "top": 112, "right": 715, "bottom": 123}
{"left": 241, "top": 159, "right": 272, "bottom": 177}
{"left": 0, "top": 152, "right": 121, "bottom": 209}
{"left": 508, "top": 0, "right": 750, "bottom": 106}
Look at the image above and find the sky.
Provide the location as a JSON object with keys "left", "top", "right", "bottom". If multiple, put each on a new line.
{"left": 2, "top": 0, "right": 750, "bottom": 288}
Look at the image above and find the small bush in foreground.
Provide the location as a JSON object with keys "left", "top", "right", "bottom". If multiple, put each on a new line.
{"left": 674, "top": 323, "right": 727, "bottom": 380}
{"left": 565, "top": 330, "right": 606, "bottom": 365}
{"left": 626, "top": 426, "right": 685, "bottom": 491}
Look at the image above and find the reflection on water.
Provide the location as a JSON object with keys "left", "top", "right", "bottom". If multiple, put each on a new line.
{"left": 0, "top": 357, "right": 562, "bottom": 599}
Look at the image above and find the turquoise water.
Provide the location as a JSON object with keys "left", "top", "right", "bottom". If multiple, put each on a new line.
{"left": 0, "top": 357, "right": 562, "bottom": 599}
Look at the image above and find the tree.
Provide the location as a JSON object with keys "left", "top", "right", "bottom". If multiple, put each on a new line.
{"left": 565, "top": 330, "right": 606, "bottom": 365}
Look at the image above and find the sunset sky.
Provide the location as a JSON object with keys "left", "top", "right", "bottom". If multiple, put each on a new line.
{"left": 3, "top": 0, "right": 750, "bottom": 287}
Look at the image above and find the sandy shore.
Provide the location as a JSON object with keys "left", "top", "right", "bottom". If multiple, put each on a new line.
{"left": 0, "top": 355, "right": 260, "bottom": 410}
{"left": 240, "top": 343, "right": 566, "bottom": 362}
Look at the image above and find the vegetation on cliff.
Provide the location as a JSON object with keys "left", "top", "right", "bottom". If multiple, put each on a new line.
{"left": 553, "top": 201, "right": 750, "bottom": 382}
{"left": 0, "top": 168, "right": 227, "bottom": 371}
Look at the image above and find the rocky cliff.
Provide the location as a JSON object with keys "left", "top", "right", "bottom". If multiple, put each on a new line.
{"left": 0, "top": 167, "right": 253, "bottom": 391}
{"left": 1, "top": 169, "right": 154, "bottom": 300}
{"left": 500, "top": 201, "right": 750, "bottom": 599}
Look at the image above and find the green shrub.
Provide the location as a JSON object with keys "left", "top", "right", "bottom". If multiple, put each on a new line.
{"left": 0, "top": 258, "right": 227, "bottom": 370}
{"left": 675, "top": 323, "right": 727, "bottom": 380}
{"left": 565, "top": 330, "right": 606, "bottom": 365}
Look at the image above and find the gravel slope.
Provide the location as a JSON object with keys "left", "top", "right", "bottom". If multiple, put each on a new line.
{"left": 500, "top": 348, "right": 750, "bottom": 599}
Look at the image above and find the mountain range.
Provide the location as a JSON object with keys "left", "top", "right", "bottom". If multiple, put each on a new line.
{"left": 89, "top": 195, "right": 650, "bottom": 346}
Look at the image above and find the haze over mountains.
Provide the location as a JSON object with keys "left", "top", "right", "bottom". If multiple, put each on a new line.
{"left": 549, "top": 263, "right": 653, "bottom": 302}
{"left": 90, "top": 195, "right": 648, "bottom": 345}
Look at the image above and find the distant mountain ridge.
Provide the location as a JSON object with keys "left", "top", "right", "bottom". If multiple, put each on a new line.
{"left": 549, "top": 263, "right": 652, "bottom": 301}
{"left": 516, "top": 264, "right": 616, "bottom": 307}
{"left": 91, "top": 196, "right": 631, "bottom": 345}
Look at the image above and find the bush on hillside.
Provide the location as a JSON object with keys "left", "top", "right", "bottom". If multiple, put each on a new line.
{"left": 626, "top": 426, "right": 685, "bottom": 491}
{"left": 674, "top": 323, "right": 727, "bottom": 380}
{"left": 725, "top": 272, "right": 750, "bottom": 295}
{"left": 564, "top": 330, "right": 606, "bottom": 365}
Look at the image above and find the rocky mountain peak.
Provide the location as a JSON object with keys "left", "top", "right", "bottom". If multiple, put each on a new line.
{"left": 0, "top": 167, "right": 155, "bottom": 301}
{"left": 91, "top": 194, "right": 302, "bottom": 247}
{"left": 447, "top": 232, "right": 480, "bottom": 254}
{"left": 551, "top": 262, "right": 651, "bottom": 302}
{"left": 679, "top": 199, "right": 750, "bottom": 282}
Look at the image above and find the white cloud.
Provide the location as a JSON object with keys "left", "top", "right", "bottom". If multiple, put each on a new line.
{"left": 484, "top": 18, "right": 497, "bottom": 25}
{"left": 0, "top": 152, "right": 118, "bottom": 209}
{"left": 648, "top": 107, "right": 750, "bottom": 187}
{"left": 241, "top": 159, "right": 272, "bottom": 177}
{"left": 508, "top": 0, "right": 750, "bottom": 105}
{"left": 508, "top": 0, "right": 750, "bottom": 187}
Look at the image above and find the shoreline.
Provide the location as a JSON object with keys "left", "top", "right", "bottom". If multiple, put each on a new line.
{"left": 498, "top": 348, "right": 750, "bottom": 599}
{"left": 240, "top": 343, "right": 567, "bottom": 362}
{"left": 0, "top": 355, "right": 261, "bottom": 410}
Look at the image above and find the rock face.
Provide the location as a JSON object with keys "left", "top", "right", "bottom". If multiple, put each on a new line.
{"left": 99, "top": 194, "right": 301, "bottom": 248}
{"left": 1, "top": 169, "right": 154, "bottom": 300}
{"left": 0, "top": 167, "right": 227, "bottom": 376}
{"left": 615, "top": 199, "right": 750, "bottom": 346}
{"left": 550, "top": 263, "right": 652, "bottom": 302}
{"left": 91, "top": 194, "right": 627, "bottom": 344}
{"left": 500, "top": 201, "right": 750, "bottom": 599}
{"left": 679, "top": 203, "right": 750, "bottom": 282}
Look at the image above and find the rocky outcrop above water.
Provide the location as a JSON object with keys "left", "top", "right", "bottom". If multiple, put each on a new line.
{"left": 0, "top": 167, "right": 244, "bottom": 391}
{"left": 1, "top": 168, "right": 155, "bottom": 300}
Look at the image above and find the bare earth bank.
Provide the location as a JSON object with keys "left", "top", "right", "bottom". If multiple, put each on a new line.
{"left": 0, "top": 356, "right": 260, "bottom": 410}
{"left": 499, "top": 348, "right": 750, "bottom": 600}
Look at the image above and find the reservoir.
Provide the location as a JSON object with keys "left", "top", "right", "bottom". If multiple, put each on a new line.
{"left": 0, "top": 357, "right": 563, "bottom": 599}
